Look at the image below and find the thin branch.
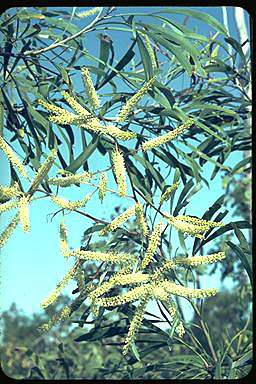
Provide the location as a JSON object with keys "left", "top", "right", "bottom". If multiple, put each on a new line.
{"left": 24, "top": 7, "right": 104, "bottom": 56}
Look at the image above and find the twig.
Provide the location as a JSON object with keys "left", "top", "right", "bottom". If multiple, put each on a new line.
{"left": 23, "top": 7, "right": 104, "bottom": 56}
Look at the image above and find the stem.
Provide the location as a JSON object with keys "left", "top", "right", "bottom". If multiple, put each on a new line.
{"left": 190, "top": 301, "right": 218, "bottom": 363}
{"left": 24, "top": 7, "right": 104, "bottom": 56}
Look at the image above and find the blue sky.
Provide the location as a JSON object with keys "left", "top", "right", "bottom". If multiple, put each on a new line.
{"left": 0, "top": 6, "right": 251, "bottom": 326}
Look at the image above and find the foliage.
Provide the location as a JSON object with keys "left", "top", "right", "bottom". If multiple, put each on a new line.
{"left": 0, "top": 6, "right": 252, "bottom": 380}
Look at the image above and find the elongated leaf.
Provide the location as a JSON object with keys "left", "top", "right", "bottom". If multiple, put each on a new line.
{"left": 98, "top": 40, "right": 136, "bottom": 89}
{"left": 155, "top": 8, "right": 228, "bottom": 35}
{"left": 196, "top": 220, "right": 252, "bottom": 251}
{"left": 96, "top": 33, "right": 113, "bottom": 85}
{"left": 227, "top": 240, "right": 252, "bottom": 285}
{"left": 65, "top": 134, "right": 99, "bottom": 173}
{"left": 134, "top": 154, "right": 165, "bottom": 191}
{"left": 173, "top": 178, "right": 194, "bottom": 216}
{"left": 138, "top": 22, "right": 201, "bottom": 68}
{"left": 224, "top": 37, "right": 247, "bottom": 66}
{"left": 148, "top": 32, "right": 192, "bottom": 75}
{"left": 229, "top": 156, "right": 252, "bottom": 176}
{"left": 75, "top": 325, "right": 128, "bottom": 342}
{"left": 135, "top": 31, "right": 153, "bottom": 80}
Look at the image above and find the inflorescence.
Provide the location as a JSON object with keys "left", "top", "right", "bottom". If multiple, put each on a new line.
{"left": 0, "top": 67, "right": 228, "bottom": 358}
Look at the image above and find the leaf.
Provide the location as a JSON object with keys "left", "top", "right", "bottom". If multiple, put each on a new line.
{"left": 214, "top": 361, "right": 222, "bottom": 379}
{"left": 227, "top": 227, "right": 252, "bottom": 285}
{"left": 148, "top": 32, "right": 193, "bottom": 75}
{"left": 135, "top": 31, "right": 153, "bottom": 81}
{"left": 196, "top": 220, "right": 252, "bottom": 252}
{"left": 224, "top": 37, "right": 247, "bottom": 66}
{"left": 138, "top": 21, "right": 202, "bottom": 71}
{"left": 96, "top": 33, "right": 113, "bottom": 85}
{"left": 75, "top": 325, "right": 128, "bottom": 342}
{"left": 156, "top": 8, "right": 228, "bottom": 35}
{"left": 229, "top": 156, "right": 251, "bottom": 177}
{"left": 232, "top": 349, "right": 252, "bottom": 368}
{"left": 134, "top": 154, "right": 165, "bottom": 191}
{"left": 173, "top": 178, "right": 194, "bottom": 216}
{"left": 155, "top": 85, "right": 175, "bottom": 108}
{"left": 55, "top": 64, "right": 71, "bottom": 86}
{"left": 65, "top": 134, "right": 99, "bottom": 173}
{"left": 98, "top": 40, "right": 136, "bottom": 89}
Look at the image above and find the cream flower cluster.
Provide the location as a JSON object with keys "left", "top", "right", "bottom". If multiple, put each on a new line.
{"left": 141, "top": 221, "right": 162, "bottom": 269}
{"left": 0, "top": 136, "right": 29, "bottom": 180}
{"left": 116, "top": 76, "right": 156, "bottom": 122}
{"left": 99, "top": 204, "right": 135, "bottom": 235}
{"left": 112, "top": 148, "right": 127, "bottom": 197}
{"left": 48, "top": 171, "right": 92, "bottom": 187}
{"left": 98, "top": 173, "right": 107, "bottom": 202}
{"left": 51, "top": 194, "right": 92, "bottom": 210}
{"left": 163, "top": 212, "right": 224, "bottom": 239}
{"left": 142, "top": 118, "right": 195, "bottom": 152}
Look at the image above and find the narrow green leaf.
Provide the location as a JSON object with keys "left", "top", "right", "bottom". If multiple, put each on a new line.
{"left": 98, "top": 40, "right": 136, "bottom": 89}
{"left": 65, "top": 134, "right": 99, "bottom": 173}
{"left": 227, "top": 240, "right": 252, "bottom": 285}
{"left": 173, "top": 178, "right": 194, "bottom": 216}
{"left": 134, "top": 154, "right": 165, "bottom": 191}
{"left": 156, "top": 8, "right": 228, "bottom": 35}
{"left": 96, "top": 33, "right": 112, "bottom": 85}
{"left": 224, "top": 37, "right": 247, "bottom": 66}
{"left": 148, "top": 32, "right": 192, "bottom": 75}
{"left": 135, "top": 31, "right": 153, "bottom": 81}
{"left": 214, "top": 361, "right": 222, "bottom": 379}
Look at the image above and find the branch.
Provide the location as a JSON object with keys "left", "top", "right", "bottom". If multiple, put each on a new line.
{"left": 24, "top": 7, "right": 104, "bottom": 56}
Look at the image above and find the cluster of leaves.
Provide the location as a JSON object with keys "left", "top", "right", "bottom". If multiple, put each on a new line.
{"left": 0, "top": 6, "right": 252, "bottom": 380}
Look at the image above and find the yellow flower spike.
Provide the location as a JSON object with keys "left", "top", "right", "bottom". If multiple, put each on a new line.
{"left": 112, "top": 148, "right": 127, "bottom": 197}
{"left": 18, "top": 195, "right": 30, "bottom": 233}
{"left": 163, "top": 298, "right": 177, "bottom": 318}
{"left": 117, "top": 76, "right": 156, "bottom": 122}
{"left": 98, "top": 173, "right": 107, "bottom": 202}
{"left": 94, "top": 284, "right": 151, "bottom": 308}
{"left": 152, "top": 283, "right": 169, "bottom": 301}
{"left": 141, "top": 33, "right": 157, "bottom": 69}
{"left": 40, "top": 262, "right": 78, "bottom": 308}
{"left": 0, "top": 182, "right": 22, "bottom": 201}
{"left": 160, "top": 181, "right": 180, "bottom": 206}
{"left": 29, "top": 148, "right": 57, "bottom": 194}
{"left": 99, "top": 205, "right": 136, "bottom": 236}
{"left": 81, "top": 67, "right": 100, "bottom": 109}
{"left": 89, "top": 272, "right": 149, "bottom": 302}
{"left": 141, "top": 118, "right": 194, "bottom": 152}
{"left": 135, "top": 202, "right": 148, "bottom": 238}
{"left": 77, "top": 7, "right": 101, "bottom": 18}
{"left": 67, "top": 249, "right": 136, "bottom": 265}
{"left": 39, "top": 306, "right": 71, "bottom": 332}
{"left": 123, "top": 296, "right": 149, "bottom": 355}
{"left": 37, "top": 99, "right": 66, "bottom": 115}
{"left": 175, "top": 322, "right": 185, "bottom": 338}
{"left": 0, "top": 136, "right": 29, "bottom": 180}
{"left": 48, "top": 171, "right": 92, "bottom": 187}
{"left": 0, "top": 199, "right": 19, "bottom": 214}
{"left": 163, "top": 212, "right": 223, "bottom": 239}
{"left": 161, "top": 281, "right": 218, "bottom": 299}
{"left": 0, "top": 213, "right": 19, "bottom": 249}
{"left": 51, "top": 194, "right": 92, "bottom": 210}
{"left": 141, "top": 221, "right": 162, "bottom": 269}
{"left": 175, "top": 252, "right": 226, "bottom": 266}
{"left": 61, "top": 91, "right": 89, "bottom": 117}
{"left": 59, "top": 218, "right": 68, "bottom": 257}
{"left": 105, "top": 125, "right": 137, "bottom": 140}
